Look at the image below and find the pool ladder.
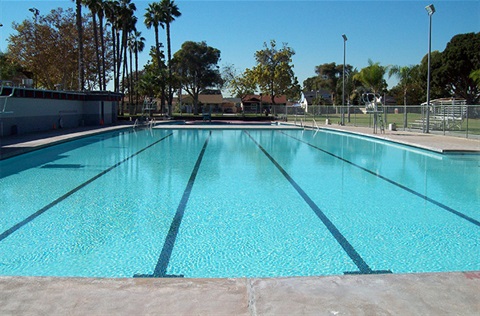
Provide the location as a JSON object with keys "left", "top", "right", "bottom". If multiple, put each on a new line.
{"left": 133, "top": 117, "right": 156, "bottom": 129}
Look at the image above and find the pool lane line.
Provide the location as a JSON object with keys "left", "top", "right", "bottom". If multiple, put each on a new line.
{"left": 135, "top": 131, "right": 212, "bottom": 278}
{"left": 0, "top": 132, "right": 174, "bottom": 243}
{"left": 280, "top": 131, "right": 480, "bottom": 228}
{"left": 244, "top": 131, "right": 391, "bottom": 275}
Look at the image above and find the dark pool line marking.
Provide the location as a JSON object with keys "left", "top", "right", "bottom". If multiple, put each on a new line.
{"left": 281, "top": 131, "right": 480, "bottom": 228}
{"left": 0, "top": 132, "right": 174, "bottom": 243}
{"left": 244, "top": 131, "right": 391, "bottom": 275}
{"left": 135, "top": 131, "right": 212, "bottom": 278}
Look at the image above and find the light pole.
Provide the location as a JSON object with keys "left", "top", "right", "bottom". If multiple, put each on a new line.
{"left": 342, "top": 34, "right": 347, "bottom": 126}
{"left": 425, "top": 4, "right": 435, "bottom": 133}
{"left": 29, "top": 8, "right": 39, "bottom": 89}
{"left": 0, "top": 23, "right": 3, "bottom": 82}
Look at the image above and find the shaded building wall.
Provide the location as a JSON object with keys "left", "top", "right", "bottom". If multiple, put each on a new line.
{"left": 0, "top": 88, "right": 121, "bottom": 136}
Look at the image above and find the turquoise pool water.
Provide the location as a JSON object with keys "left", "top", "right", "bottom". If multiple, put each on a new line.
{"left": 0, "top": 128, "right": 479, "bottom": 278}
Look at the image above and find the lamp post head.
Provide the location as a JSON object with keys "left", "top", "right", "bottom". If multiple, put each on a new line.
{"left": 425, "top": 4, "right": 435, "bottom": 16}
{"left": 29, "top": 8, "right": 39, "bottom": 16}
{"left": 342, "top": 34, "right": 348, "bottom": 41}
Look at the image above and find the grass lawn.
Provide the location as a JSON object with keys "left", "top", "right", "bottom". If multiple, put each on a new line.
{"left": 294, "top": 113, "right": 480, "bottom": 135}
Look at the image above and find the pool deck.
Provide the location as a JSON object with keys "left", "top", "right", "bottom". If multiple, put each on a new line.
{"left": 0, "top": 122, "right": 479, "bottom": 314}
{"left": 1, "top": 272, "right": 479, "bottom": 315}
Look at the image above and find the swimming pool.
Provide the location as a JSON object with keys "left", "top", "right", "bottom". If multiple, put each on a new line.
{"left": 0, "top": 128, "right": 479, "bottom": 278}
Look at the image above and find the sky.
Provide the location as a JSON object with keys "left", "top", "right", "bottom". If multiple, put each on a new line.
{"left": 0, "top": 0, "right": 479, "bottom": 95}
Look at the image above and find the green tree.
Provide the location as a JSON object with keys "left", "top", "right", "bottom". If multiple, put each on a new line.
{"left": 128, "top": 30, "right": 145, "bottom": 109}
{"left": 171, "top": 41, "right": 222, "bottom": 115}
{"left": 0, "top": 52, "right": 26, "bottom": 83}
{"left": 144, "top": 2, "right": 163, "bottom": 74}
{"left": 302, "top": 76, "right": 321, "bottom": 92}
{"left": 388, "top": 65, "right": 419, "bottom": 106}
{"left": 137, "top": 64, "right": 162, "bottom": 98}
{"left": 438, "top": 32, "right": 480, "bottom": 105}
{"left": 315, "top": 63, "right": 339, "bottom": 105}
{"left": 252, "top": 40, "right": 300, "bottom": 105}
{"left": 158, "top": 0, "right": 181, "bottom": 113}
{"left": 8, "top": 7, "right": 111, "bottom": 90}
{"left": 470, "top": 69, "right": 480, "bottom": 88}
{"left": 103, "top": 0, "right": 120, "bottom": 91}
{"left": 419, "top": 50, "right": 447, "bottom": 101}
{"left": 222, "top": 64, "right": 257, "bottom": 99}
{"left": 388, "top": 64, "right": 421, "bottom": 127}
{"left": 354, "top": 59, "right": 387, "bottom": 94}
{"left": 119, "top": 1, "right": 136, "bottom": 93}
{"left": 83, "top": 0, "right": 105, "bottom": 89}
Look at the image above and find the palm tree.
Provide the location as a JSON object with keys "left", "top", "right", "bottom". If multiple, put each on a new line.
{"left": 158, "top": 0, "right": 181, "bottom": 112}
{"left": 97, "top": 0, "right": 107, "bottom": 90}
{"left": 104, "top": 0, "right": 120, "bottom": 92}
{"left": 354, "top": 59, "right": 386, "bottom": 94}
{"left": 354, "top": 60, "right": 387, "bottom": 131}
{"left": 83, "top": 0, "right": 103, "bottom": 89}
{"left": 119, "top": 1, "right": 136, "bottom": 82}
{"left": 144, "top": 2, "right": 163, "bottom": 72}
{"left": 73, "top": 0, "right": 85, "bottom": 90}
{"left": 388, "top": 65, "right": 419, "bottom": 128}
{"left": 105, "top": 0, "right": 136, "bottom": 112}
{"left": 128, "top": 30, "right": 145, "bottom": 110}
{"left": 144, "top": 2, "right": 168, "bottom": 109}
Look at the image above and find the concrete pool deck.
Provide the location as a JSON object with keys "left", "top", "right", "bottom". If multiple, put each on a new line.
{"left": 1, "top": 272, "right": 479, "bottom": 315}
{"left": 0, "top": 122, "right": 479, "bottom": 314}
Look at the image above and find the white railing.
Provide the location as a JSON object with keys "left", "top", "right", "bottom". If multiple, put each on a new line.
{"left": 0, "top": 86, "right": 15, "bottom": 114}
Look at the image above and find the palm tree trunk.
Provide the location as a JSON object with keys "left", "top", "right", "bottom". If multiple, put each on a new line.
{"left": 76, "top": 0, "right": 85, "bottom": 91}
{"left": 117, "top": 31, "right": 122, "bottom": 94}
{"left": 99, "top": 13, "right": 106, "bottom": 91}
{"left": 135, "top": 49, "right": 139, "bottom": 113}
{"left": 154, "top": 27, "right": 161, "bottom": 72}
{"left": 129, "top": 46, "right": 133, "bottom": 112}
{"left": 92, "top": 14, "right": 102, "bottom": 90}
{"left": 166, "top": 23, "right": 173, "bottom": 114}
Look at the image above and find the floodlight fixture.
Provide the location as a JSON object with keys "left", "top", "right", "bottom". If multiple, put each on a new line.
{"left": 425, "top": 4, "right": 435, "bottom": 16}
{"left": 342, "top": 34, "right": 347, "bottom": 41}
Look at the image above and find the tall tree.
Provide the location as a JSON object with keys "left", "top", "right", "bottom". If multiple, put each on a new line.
{"left": 171, "top": 41, "right": 222, "bottom": 115}
{"left": 315, "top": 62, "right": 339, "bottom": 105}
{"left": 83, "top": 0, "right": 103, "bottom": 89}
{"left": 223, "top": 64, "right": 257, "bottom": 99}
{"left": 252, "top": 40, "right": 300, "bottom": 105}
{"left": 8, "top": 7, "right": 111, "bottom": 90}
{"left": 388, "top": 65, "right": 418, "bottom": 106}
{"left": 128, "top": 30, "right": 145, "bottom": 109}
{"left": 437, "top": 32, "right": 480, "bottom": 105}
{"left": 97, "top": 0, "right": 107, "bottom": 90}
{"left": 144, "top": 2, "right": 163, "bottom": 74}
{"left": 73, "top": 0, "right": 85, "bottom": 90}
{"left": 104, "top": 0, "right": 121, "bottom": 92}
{"left": 419, "top": 50, "right": 447, "bottom": 101}
{"left": 354, "top": 59, "right": 387, "bottom": 94}
{"left": 388, "top": 65, "right": 420, "bottom": 128}
{"left": 115, "top": 0, "right": 136, "bottom": 114}
{"left": 144, "top": 2, "right": 168, "bottom": 107}
{"left": 158, "top": 0, "right": 181, "bottom": 113}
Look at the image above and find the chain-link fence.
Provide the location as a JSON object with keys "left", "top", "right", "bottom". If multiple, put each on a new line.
{"left": 270, "top": 104, "right": 480, "bottom": 139}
